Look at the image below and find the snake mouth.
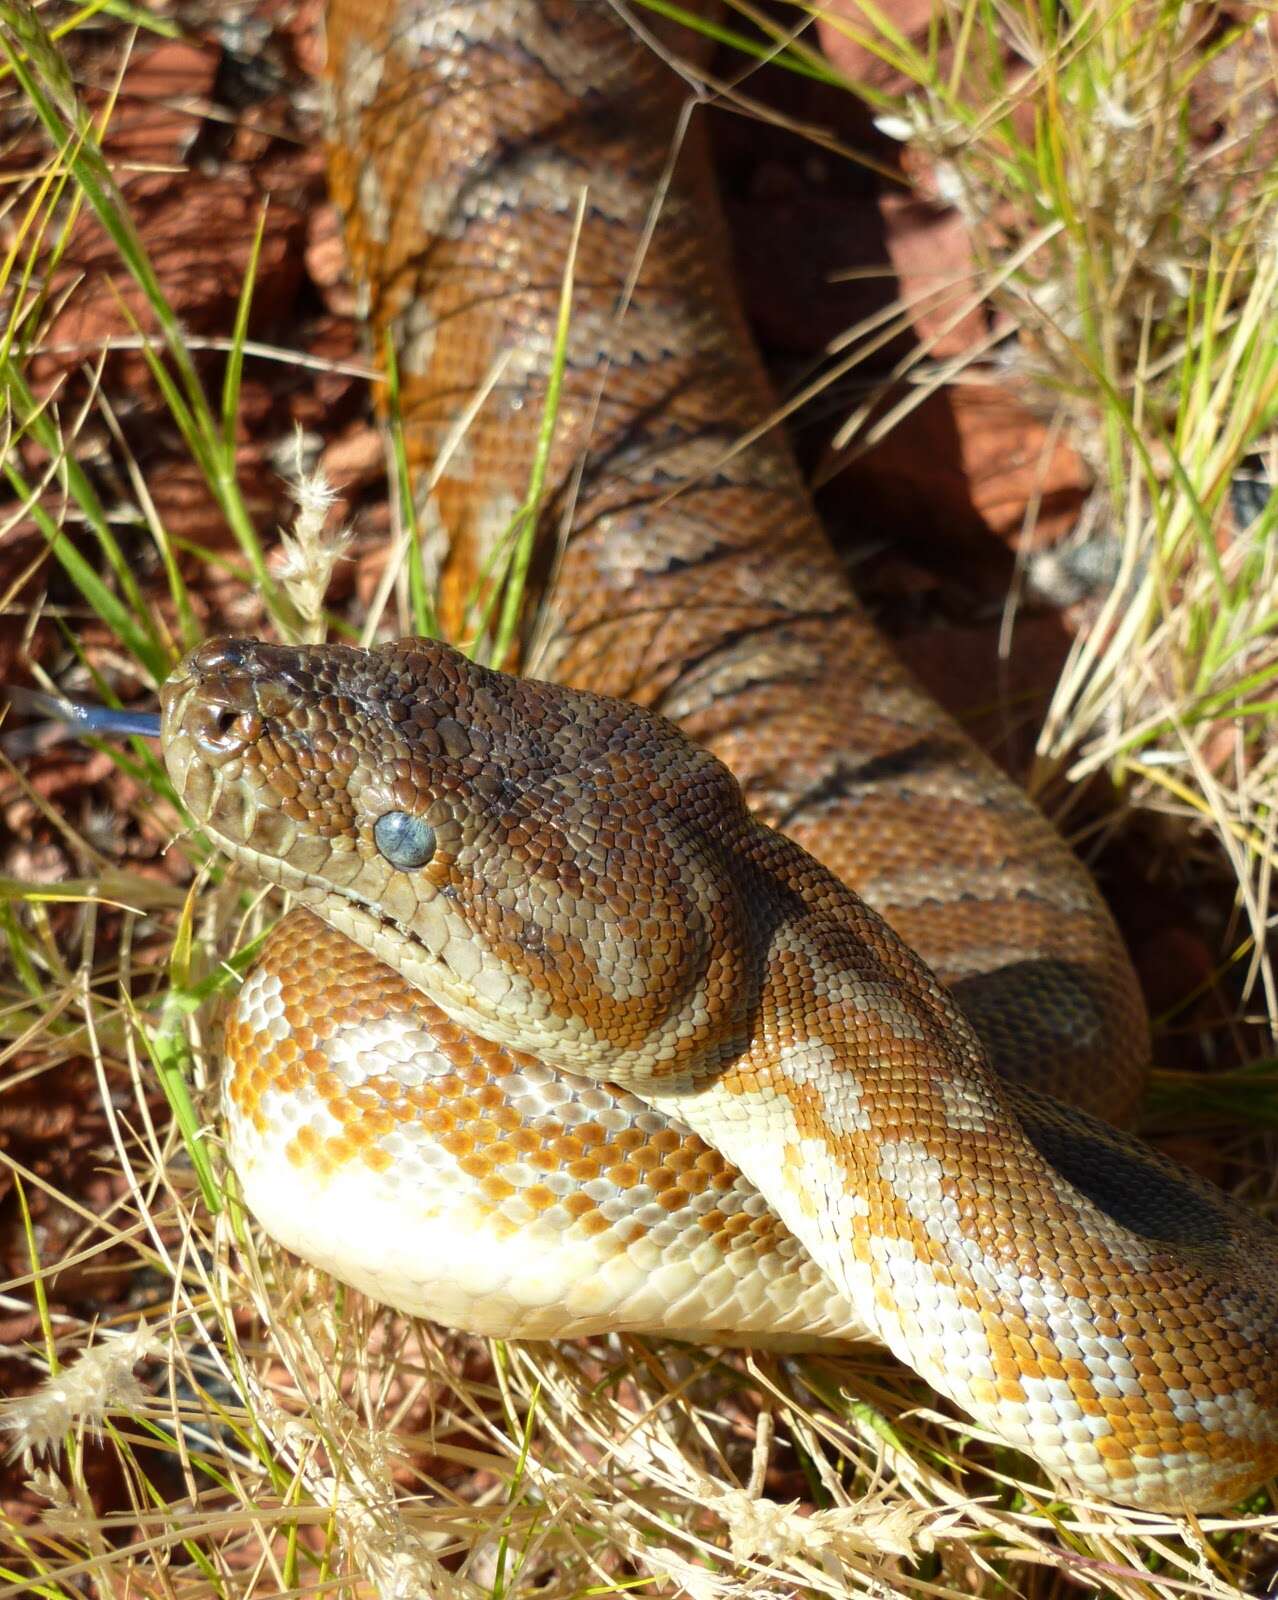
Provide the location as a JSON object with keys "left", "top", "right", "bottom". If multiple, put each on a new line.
{"left": 161, "top": 712, "right": 501, "bottom": 1017}
{"left": 184, "top": 798, "right": 479, "bottom": 1010}
{"left": 248, "top": 850, "right": 448, "bottom": 971}
{"left": 158, "top": 638, "right": 512, "bottom": 1020}
{"left": 158, "top": 697, "right": 430, "bottom": 968}
{"left": 160, "top": 676, "right": 293, "bottom": 861}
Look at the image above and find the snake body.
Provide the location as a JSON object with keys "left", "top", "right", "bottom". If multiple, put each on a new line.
{"left": 157, "top": 1, "right": 1278, "bottom": 1509}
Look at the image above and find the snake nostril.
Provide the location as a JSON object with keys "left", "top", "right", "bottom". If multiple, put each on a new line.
{"left": 192, "top": 700, "right": 264, "bottom": 759}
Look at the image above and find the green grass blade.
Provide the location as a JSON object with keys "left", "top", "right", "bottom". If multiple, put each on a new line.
{"left": 487, "top": 190, "right": 584, "bottom": 667}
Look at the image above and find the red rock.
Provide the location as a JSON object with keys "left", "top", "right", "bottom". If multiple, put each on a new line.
{"left": 94, "top": 39, "right": 217, "bottom": 165}
{"left": 307, "top": 202, "right": 350, "bottom": 292}
{"left": 322, "top": 422, "right": 384, "bottom": 490}
{"left": 144, "top": 453, "right": 278, "bottom": 553}
{"left": 292, "top": 0, "right": 329, "bottom": 79}
{"left": 1135, "top": 926, "right": 1216, "bottom": 1023}
{"left": 879, "top": 190, "right": 985, "bottom": 358}
{"left": 727, "top": 187, "right": 898, "bottom": 359}
{"left": 33, "top": 173, "right": 306, "bottom": 391}
{"left": 892, "top": 610, "right": 1074, "bottom": 778}
{"left": 815, "top": 0, "right": 941, "bottom": 99}
{"left": 821, "top": 382, "right": 1088, "bottom": 565}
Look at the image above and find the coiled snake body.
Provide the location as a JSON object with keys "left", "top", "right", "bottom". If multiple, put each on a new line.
{"left": 159, "top": 0, "right": 1278, "bottom": 1509}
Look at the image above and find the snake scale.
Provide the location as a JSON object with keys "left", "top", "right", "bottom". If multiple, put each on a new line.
{"left": 157, "top": 1, "right": 1278, "bottom": 1509}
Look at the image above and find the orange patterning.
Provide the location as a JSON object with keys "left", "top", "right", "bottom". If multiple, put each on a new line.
{"left": 163, "top": 633, "right": 1278, "bottom": 1511}
{"left": 163, "top": 0, "right": 1278, "bottom": 1511}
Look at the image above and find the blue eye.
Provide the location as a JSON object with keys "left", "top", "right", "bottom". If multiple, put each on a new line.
{"left": 373, "top": 811, "right": 437, "bottom": 870}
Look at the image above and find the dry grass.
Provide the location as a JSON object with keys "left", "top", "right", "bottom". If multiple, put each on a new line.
{"left": 814, "top": 0, "right": 1278, "bottom": 1005}
{"left": 2, "top": 0, "right": 1278, "bottom": 1596}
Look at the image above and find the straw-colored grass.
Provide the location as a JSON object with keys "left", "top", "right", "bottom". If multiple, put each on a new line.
{"left": 812, "top": 0, "right": 1278, "bottom": 1012}
{"left": 2, "top": 0, "right": 1277, "bottom": 1596}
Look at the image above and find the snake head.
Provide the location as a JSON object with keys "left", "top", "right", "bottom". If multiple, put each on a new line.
{"left": 160, "top": 635, "right": 766, "bottom": 1086}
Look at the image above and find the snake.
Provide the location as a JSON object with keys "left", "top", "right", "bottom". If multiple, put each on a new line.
{"left": 155, "top": 0, "right": 1278, "bottom": 1510}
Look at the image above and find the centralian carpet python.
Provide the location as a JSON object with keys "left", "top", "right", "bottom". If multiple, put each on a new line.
{"left": 156, "top": 0, "right": 1278, "bottom": 1509}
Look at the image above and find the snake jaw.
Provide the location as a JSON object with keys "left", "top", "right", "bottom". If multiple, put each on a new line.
{"left": 158, "top": 629, "right": 1278, "bottom": 1509}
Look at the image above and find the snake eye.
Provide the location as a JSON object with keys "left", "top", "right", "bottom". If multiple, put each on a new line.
{"left": 374, "top": 810, "right": 437, "bottom": 870}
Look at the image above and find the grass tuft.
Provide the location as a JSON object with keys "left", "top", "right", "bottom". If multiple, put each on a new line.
{"left": 813, "top": 0, "right": 1278, "bottom": 1010}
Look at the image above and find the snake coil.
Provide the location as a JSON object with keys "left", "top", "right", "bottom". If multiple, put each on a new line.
{"left": 157, "top": 1, "right": 1278, "bottom": 1510}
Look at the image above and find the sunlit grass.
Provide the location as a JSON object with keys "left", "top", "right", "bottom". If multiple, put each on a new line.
{"left": 802, "top": 0, "right": 1278, "bottom": 1014}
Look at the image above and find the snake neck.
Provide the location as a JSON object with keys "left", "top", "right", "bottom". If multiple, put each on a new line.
{"left": 160, "top": 633, "right": 984, "bottom": 1101}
